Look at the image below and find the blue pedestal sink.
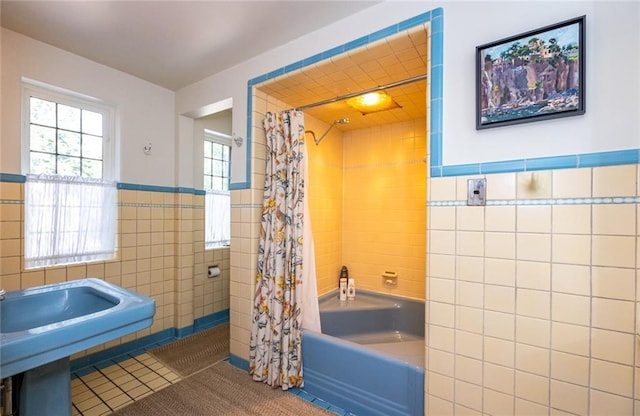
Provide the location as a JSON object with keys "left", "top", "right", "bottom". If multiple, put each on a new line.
{"left": 0, "top": 278, "right": 155, "bottom": 415}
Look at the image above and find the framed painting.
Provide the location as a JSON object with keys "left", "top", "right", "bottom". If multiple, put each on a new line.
{"left": 476, "top": 16, "right": 585, "bottom": 130}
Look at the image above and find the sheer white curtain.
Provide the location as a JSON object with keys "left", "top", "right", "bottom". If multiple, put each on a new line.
{"left": 25, "top": 173, "right": 117, "bottom": 269}
{"left": 205, "top": 190, "right": 230, "bottom": 248}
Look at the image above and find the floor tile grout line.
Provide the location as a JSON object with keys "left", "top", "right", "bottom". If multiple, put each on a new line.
{"left": 131, "top": 351, "right": 182, "bottom": 388}
{"left": 73, "top": 366, "right": 115, "bottom": 414}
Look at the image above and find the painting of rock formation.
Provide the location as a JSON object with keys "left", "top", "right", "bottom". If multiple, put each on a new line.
{"left": 476, "top": 17, "right": 585, "bottom": 129}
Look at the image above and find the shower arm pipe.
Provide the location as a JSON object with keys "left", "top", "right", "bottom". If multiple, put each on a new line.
{"left": 307, "top": 118, "right": 348, "bottom": 146}
{"left": 294, "top": 73, "right": 427, "bottom": 111}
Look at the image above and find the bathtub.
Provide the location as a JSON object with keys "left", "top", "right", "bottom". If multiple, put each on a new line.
{"left": 302, "top": 290, "right": 424, "bottom": 416}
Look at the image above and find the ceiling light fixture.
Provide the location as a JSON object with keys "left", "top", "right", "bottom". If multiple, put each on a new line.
{"left": 346, "top": 91, "right": 401, "bottom": 115}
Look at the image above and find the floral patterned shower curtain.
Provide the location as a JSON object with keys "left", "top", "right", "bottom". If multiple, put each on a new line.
{"left": 249, "top": 110, "right": 306, "bottom": 389}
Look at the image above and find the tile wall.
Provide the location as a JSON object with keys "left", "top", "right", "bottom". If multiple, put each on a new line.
{"left": 342, "top": 119, "right": 426, "bottom": 299}
{"left": 0, "top": 181, "right": 230, "bottom": 359}
{"left": 425, "top": 164, "right": 640, "bottom": 415}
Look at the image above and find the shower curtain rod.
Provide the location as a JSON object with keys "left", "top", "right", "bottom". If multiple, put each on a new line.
{"left": 294, "top": 73, "right": 427, "bottom": 111}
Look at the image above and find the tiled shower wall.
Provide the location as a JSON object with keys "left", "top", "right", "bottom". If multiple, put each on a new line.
{"left": 342, "top": 120, "right": 426, "bottom": 299}
{"left": 425, "top": 164, "right": 640, "bottom": 415}
{"left": 0, "top": 181, "right": 230, "bottom": 359}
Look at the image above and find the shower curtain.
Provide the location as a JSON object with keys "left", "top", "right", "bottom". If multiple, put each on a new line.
{"left": 249, "top": 110, "right": 320, "bottom": 390}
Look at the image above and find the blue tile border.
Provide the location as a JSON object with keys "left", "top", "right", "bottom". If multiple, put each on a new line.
{"left": 432, "top": 149, "right": 640, "bottom": 177}
{"left": 0, "top": 173, "right": 26, "bottom": 183}
{"left": 0, "top": 175, "right": 212, "bottom": 196}
{"left": 229, "top": 353, "right": 249, "bottom": 371}
{"left": 70, "top": 309, "right": 229, "bottom": 373}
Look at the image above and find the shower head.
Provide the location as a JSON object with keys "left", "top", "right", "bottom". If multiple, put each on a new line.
{"left": 313, "top": 117, "right": 350, "bottom": 145}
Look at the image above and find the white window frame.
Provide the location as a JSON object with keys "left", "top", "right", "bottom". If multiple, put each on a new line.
{"left": 21, "top": 79, "right": 117, "bottom": 181}
{"left": 21, "top": 79, "right": 118, "bottom": 269}
{"left": 204, "top": 129, "right": 231, "bottom": 249}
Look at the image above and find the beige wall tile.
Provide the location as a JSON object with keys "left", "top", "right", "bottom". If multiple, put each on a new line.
{"left": 428, "top": 349, "right": 454, "bottom": 377}
{"left": 515, "top": 315, "right": 550, "bottom": 348}
{"left": 484, "top": 258, "right": 515, "bottom": 286}
{"left": 429, "top": 325, "right": 455, "bottom": 352}
{"left": 428, "top": 372, "right": 454, "bottom": 401}
{"left": 457, "top": 231, "right": 484, "bottom": 257}
{"left": 517, "top": 260, "right": 550, "bottom": 290}
{"left": 427, "top": 395, "right": 453, "bottom": 416}
{"left": 593, "top": 204, "right": 636, "bottom": 236}
{"left": 430, "top": 230, "right": 456, "bottom": 255}
{"left": 551, "top": 322, "right": 590, "bottom": 356}
{"left": 590, "top": 328, "right": 634, "bottom": 365}
{"left": 485, "top": 284, "right": 515, "bottom": 314}
{"left": 550, "top": 380, "right": 588, "bottom": 415}
{"left": 486, "top": 173, "right": 516, "bottom": 200}
{"left": 429, "top": 277, "right": 455, "bottom": 303}
{"left": 552, "top": 234, "right": 591, "bottom": 265}
{"left": 483, "top": 389, "right": 513, "bottom": 415}
{"left": 457, "top": 206, "right": 485, "bottom": 231}
{"left": 551, "top": 292, "right": 590, "bottom": 326}
{"left": 516, "top": 288, "right": 550, "bottom": 320}
{"left": 590, "top": 358, "right": 633, "bottom": 397}
{"left": 517, "top": 171, "right": 552, "bottom": 199}
{"left": 455, "top": 330, "right": 483, "bottom": 359}
{"left": 550, "top": 350, "right": 590, "bottom": 386}
{"left": 454, "top": 355, "right": 482, "bottom": 385}
{"left": 485, "top": 206, "right": 515, "bottom": 232}
{"left": 516, "top": 343, "right": 549, "bottom": 377}
{"left": 428, "top": 254, "right": 455, "bottom": 279}
{"left": 517, "top": 205, "right": 551, "bottom": 233}
{"left": 551, "top": 264, "right": 590, "bottom": 296}
{"left": 517, "top": 233, "right": 551, "bottom": 262}
{"left": 484, "top": 362, "right": 514, "bottom": 394}
{"left": 454, "top": 380, "right": 482, "bottom": 412}
{"left": 457, "top": 255, "right": 484, "bottom": 283}
{"left": 430, "top": 301, "right": 455, "bottom": 327}
{"left": 552, "top": 168, "right": 592, "bottom": 198}
{"left": 592, "top": 235, "right": 635, "bottom": 268}
{"left": 552, "top": 204, "right": 591, "bottom": 234}
{"left": 485, "top": 232, "right": 516, "bottom": 260}
{"left": 430, "top": 177, "right": 456, "bottom": 201}
{"left": 592, "top": 266, "right": 635, "bottom": 301}
{"left": 592, "top": 297, "right": 635, "bottom": 333}
{"left": 457, "top": 281, "right": 483, "bottom": 308}
{"left": 515, "top": 398, "right": 548, "bottom": 415}
{"left": 515, "top": 370, "right": 549, "bottom": 405}
{"left": 590, "top": 390, "right": 634, "bottom": 416}
{"left": 484, "top": 310, "right": 515, "bottom": 341}
{"left": 484, "top": 337, "right": 514, "bottom": 367}
{"left": 456, "top": 306, "right": 483, "bottom": 334}
{"left": 593, "top": 165, "right": 637, "bottom": 197}
{"left": 429, "top": 206, "right": 456, "bottom": 230}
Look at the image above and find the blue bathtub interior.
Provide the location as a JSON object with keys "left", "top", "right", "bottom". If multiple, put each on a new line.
{"left": 319, "top": 290, "right": 424, "bottom": 367}
{"left": 303, "top": 289, "right": 425, "bottom": 416}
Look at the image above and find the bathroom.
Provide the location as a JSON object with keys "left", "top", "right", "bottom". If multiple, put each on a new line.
{"left": 1, "top": 1, "right": 640, "bottom": 415}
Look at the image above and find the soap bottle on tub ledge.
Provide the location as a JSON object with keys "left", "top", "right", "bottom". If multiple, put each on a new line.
{"left": 339, "top": 266, "right": 348, "bottom": 301}
{"left": 347, "top": 276, "right": 356, "bottom": 300}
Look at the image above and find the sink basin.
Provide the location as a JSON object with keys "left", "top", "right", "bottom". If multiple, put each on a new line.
{"left": 0, "top": 278, "right": 155, "bottom": 378}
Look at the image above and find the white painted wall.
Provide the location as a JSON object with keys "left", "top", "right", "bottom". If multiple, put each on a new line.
{"left": 1, "top": 29, "right": 176, "bottom": 186}
{"left": 176, "top": 1, "right": 639, "bottom": 186}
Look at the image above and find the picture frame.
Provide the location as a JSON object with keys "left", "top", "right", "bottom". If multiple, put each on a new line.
{"left": 476, "top": 16, "right": 585, "bottom": 130}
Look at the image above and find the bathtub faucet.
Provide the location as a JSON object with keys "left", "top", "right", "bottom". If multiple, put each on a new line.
{"left": 0, "top": 289, "right": 6, "bottom": 300}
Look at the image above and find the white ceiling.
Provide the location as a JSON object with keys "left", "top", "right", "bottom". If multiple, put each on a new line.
{"left": 1, "top": 0, "right": 380, "bottom": 91}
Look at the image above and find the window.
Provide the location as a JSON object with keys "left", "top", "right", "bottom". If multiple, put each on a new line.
{"left": 22, "top": 82, "right": 117, "bottom": 269}
{"left": 204, "top": 130, "right": 231, "bottom": 249}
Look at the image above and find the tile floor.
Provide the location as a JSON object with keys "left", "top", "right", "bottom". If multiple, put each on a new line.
{"left": 71, "top": 350, "right": 353, "bottom": 416}
{"left": 71, "top": 352, "right": 180, "bottom": 416}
